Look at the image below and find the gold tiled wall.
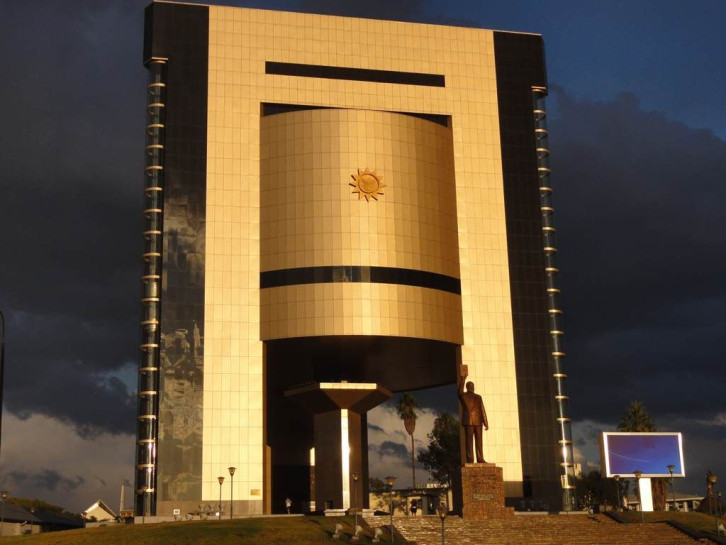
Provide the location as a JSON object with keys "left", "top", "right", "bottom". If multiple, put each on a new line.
{"left": 204, "top": 4, "right": 524, "bottom": 506}
{"left": 259, "top": 109, "right": 462, "bottom": 344}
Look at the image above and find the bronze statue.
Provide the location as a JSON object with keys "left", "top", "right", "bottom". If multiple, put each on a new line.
{"left": 458, "top": 368, "right": 488, "bottom": 464}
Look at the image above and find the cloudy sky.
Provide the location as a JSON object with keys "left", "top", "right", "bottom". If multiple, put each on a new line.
{"left": 0, "top": 0, "right": 724, "bottom": 512}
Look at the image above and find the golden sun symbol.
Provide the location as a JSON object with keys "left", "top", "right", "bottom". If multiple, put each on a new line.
{"left": 349, "top": 169, "right": 385, "bottom": 201}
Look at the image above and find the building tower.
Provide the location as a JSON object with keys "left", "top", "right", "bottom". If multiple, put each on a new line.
{"left": 135, "top": 1, "right": 575, "bottom": 516}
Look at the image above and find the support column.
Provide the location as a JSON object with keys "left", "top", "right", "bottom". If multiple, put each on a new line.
{"left": 285, "top": 383, "right": 392, "bottom": 511}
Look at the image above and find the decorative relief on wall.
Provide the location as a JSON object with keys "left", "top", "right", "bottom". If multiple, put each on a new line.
{"left": 349, "top": 168, "right": 385, "bottom": 201}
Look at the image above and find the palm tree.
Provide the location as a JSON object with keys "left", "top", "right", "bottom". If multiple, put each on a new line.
{"left": 396, "top": 393, "right": 420, "bottom": 488}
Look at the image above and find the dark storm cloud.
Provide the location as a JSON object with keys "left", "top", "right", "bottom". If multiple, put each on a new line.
{"left": 7, "top": 469, "right": 85, "bottom": 493}
{"left": 372, "top": 440, "right": 409, "bottom": 461}
{"left": 549, "top": 88, "right": 726, "bottom": 424}
{"left": 0, "top": 1, "right": 147, "bottom": 433}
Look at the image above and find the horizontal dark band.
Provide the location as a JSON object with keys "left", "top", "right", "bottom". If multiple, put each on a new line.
{"left": 261, "top": 266, "right": 461, "bottom": 295}
{"left": 261, "top": 102, "right": 450, "bottom": 127}
{"left": 266, "top": 61, "right": 446, "bottom": 87}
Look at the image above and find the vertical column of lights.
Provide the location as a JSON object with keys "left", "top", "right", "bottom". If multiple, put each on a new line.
{"left": 135, "top": 57, "right": 167, "bottom": 517}
{"left": 532, "top": 86, "right": 576, "bottom": 510}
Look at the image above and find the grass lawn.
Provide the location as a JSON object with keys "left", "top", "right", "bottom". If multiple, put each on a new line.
{"left": 3, "top": 516, "right": 386, "bottom": 545}
{"left": 619, "top": 510, "right": 722, "bottom": 537}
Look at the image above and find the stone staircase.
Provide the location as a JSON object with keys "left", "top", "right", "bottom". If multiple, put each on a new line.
{"left": 364, "top": 513, "right": 710, "bottom": 545}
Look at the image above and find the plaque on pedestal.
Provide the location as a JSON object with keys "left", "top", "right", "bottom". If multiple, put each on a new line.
{"left": 461, "top": 464, "right": 514, "bottom": 519}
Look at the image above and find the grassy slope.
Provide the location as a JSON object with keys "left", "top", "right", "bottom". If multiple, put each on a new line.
{"left": 3, "top": 516, "right": 380, "bottom": 545}
{"left": 620, "top": 511, "right": 722, "bottom": 537}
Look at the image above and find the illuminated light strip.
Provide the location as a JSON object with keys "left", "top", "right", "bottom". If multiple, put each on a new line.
{"left": 341, "top": 409, "right": 351, "bottom": 509}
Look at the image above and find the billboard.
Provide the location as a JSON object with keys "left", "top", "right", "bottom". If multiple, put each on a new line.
{"left": 601, "top": 432, "right": 685, "bottom": 478}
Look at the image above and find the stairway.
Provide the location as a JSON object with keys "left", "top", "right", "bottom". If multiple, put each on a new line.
{"left": 364, "top": 513, "right": 709, "bottom": 545}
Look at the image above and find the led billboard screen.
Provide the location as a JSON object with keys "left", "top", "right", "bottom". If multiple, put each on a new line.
{"left": 601, "top": 432, "right": 684, "bottom": 478}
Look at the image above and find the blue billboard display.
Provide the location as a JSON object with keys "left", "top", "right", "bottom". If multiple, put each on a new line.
{"left": 601, "top": 432, "right": 685, "bottom": 478}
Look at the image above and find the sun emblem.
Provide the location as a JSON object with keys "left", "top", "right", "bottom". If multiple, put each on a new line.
{"left": 349, "top": 169, "right": 385, "bottom": 201}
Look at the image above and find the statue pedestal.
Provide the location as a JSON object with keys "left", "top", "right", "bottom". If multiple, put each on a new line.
{"left": 461, "top": 463, "right": 514, "bottom": 519}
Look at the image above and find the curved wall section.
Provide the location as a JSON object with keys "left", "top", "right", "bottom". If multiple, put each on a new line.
{"left": 260, "top": 109, "right": 462, "bottom": 344}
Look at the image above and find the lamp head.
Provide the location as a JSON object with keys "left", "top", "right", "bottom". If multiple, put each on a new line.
{"left": 633, "top": 471, "right": 642, "bottom": 479}
{"left": 218, "top": 476, "right": 225, "bottom": 485}
{"left": 436, "top": 503, "right": 447, "bottom": 521}
{"left": 228, "top": 467, "right": 236, "bottom": 477}
{"left": 667, "top": 465, "right": 675, "bottom": 474}
{"left": 1, "top": 491, "right": 8, "bottom": 500}
{"left": 352, "top": 472, "right": 359, "bottom": 482}
{"left": 384, "top": 475, "right": 396, "bottom": 488}
{"left": 710, "top": 474, "right": 718, "bottom": 484}
{"left": 614, "top": 475, "right": 620, "bottom": 482}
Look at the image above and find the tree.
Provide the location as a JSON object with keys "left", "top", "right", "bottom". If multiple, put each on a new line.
{"left": 617, "top": 401, "right": 667, "bottom": 510}
{"left": 369, "top": 477, "right": 386, "bottom": 494}
{"left": 575, "top": 470, "right": 607, "bottom": 512}
{"left": 396, "top": 393, "right": 420, "bottom": 488}
{"left": 618, "top": 400, "right": 657, "bottom": 432}
{"left": 418, "top": 412, "right": 460, "bottom": 487}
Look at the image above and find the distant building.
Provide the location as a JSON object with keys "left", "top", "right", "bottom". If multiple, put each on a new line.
{"left": 82, "top": 499, "right": 117, "bottom": 522}
{"left": 136, "top": 1, "right": 574, "bottom": 517}
{"left": 625, "top": 492, "right": 702, "bottom": 512}
{"left": 0, "top": 504, "right": 83, "bottom": 535}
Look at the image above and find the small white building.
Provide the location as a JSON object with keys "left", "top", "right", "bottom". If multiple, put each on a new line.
{"left": 82, "top": 500, "right": 117, "bottom": 522}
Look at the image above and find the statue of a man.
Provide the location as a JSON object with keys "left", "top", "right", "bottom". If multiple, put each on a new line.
{"left": 458, "top": 368, "right": 488, "bottom": 464}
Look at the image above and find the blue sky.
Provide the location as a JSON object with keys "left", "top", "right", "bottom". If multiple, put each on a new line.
{"left": 0, "top": 0, "right": 724, "bottom": 511}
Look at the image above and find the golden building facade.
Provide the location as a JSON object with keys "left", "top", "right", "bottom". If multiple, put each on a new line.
{"left": 136, "top": 0, "right": 575, "bottom": 517}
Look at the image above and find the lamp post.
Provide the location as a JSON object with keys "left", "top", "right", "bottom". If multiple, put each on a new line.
{"left": 437, "top": 502, "right": 447, "bottom": 545}
{"left": 218, "top": 476, "right": 225, "bottom": 520}
{"left": 351, "top": 472, "right": 360, "bottom": 530}
{"left": 633, "top": 471, "right": 644, "bottom": 523}
{"left": 667, "top": 465, "right": 677, "bottom": 511}
{"left": 140, "top": 485, "right": 148, "bottom": 524}
{"left": 1, "top": 490, "right": 8, "bottom": 536}
{"left": 613, "top": 475, "right": 622, "bottom": 512}
{"left": 718, "top": 492, "right": 723, "bottom": 532}
{"left": 709, "top": 474, "right": 718, "bottom": 536}
{"left": 385, "top": 475, "right": 396, "bottom": 543}
{"left": 0, "top": 310, "right": 5, "bottom": 462}
{"left": 228, "top": 467, "right": 236, "bottom": 520}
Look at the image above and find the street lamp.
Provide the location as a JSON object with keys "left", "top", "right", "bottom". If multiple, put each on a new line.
{"left": 633, "top": 471, "right": 644, "bottom": 524}
{"left": 667, "top": 465, "right": 677, "bottom": 511}
{"left": 140, "top": 485, "right": 148, "bottom": 524}
{"left": 385, "top": 476, "right": 396, "bottom": 543}
{"left": 437, "top": 502, "right": 447, "bottom": 545}
{"left": 218, "top": 476, "right": 225, "bottom": 520}
{"left": 0, "top": 310, "right": 5, "bottom": 462}
{"left": 228, "top": 467, "right": 236, "bottom": 520}
{"left": 351, "top": 472, "right": 360, "bottom": 530}
{"left": 613, "top": 475, "right": 621, "bottom": 512}
{"left": 1, "top": 490, "right": 8, "bottom": 536}
{"left": 709, "top": 474, "right": 718, "bottom": 536}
